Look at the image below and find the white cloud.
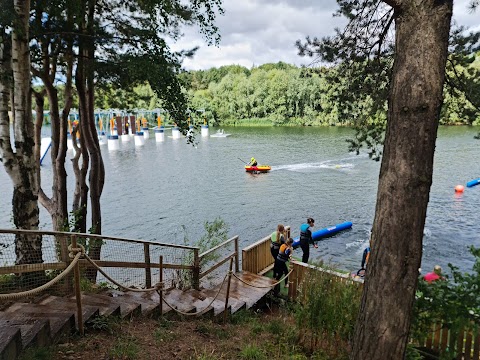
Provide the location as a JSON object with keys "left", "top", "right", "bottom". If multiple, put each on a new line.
{"left": 170, "top": 0, "right": 480, "bottom": 70}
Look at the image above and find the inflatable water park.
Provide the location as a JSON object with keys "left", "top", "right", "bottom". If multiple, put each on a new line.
{"left": 38, "top": 109, "right": 232, "bottom": 164}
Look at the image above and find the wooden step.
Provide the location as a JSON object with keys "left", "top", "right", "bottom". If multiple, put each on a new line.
{"left": 68, "top": 294, "right": 121, "bottom": 317}
{"left": 187, "top": 288, "right": 245, "bottom": 316}
{"left": 37, "top": 296, "right": 99, "bottom": 329}
{"left": 162, "top": 288, "right": 199, "bottom": 315}
{"left": 105, "top": 290, "right": 162, "bottom": 317}
{"left": 0, "top": 314, "right": 50, "bottom": 349}
{"left": 0, "top": 327, "right": 22, "bottom": 360}
{"left": 4, "top": 303, "right": 75, "bottom": 339}
{"left": 79, "top": 293, "right": 142, "bottom": 318}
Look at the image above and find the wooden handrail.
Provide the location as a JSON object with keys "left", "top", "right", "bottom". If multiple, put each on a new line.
{"left": 241, "top": 234, "right": 270, "bottom": 252}
{"left": 199, "top": 252, "right": 236, "bottom": 279}
{"left": 0, "top": 228, "right": 199, "bottom": 251}
{"left": 0, "top": 260, "right": 194, "bottom": 274}
{"left": 199, "top": 235, "right": 239, "bottom": 259}
{"left": 242, "top": 226, "right": 290, "bottom": 252}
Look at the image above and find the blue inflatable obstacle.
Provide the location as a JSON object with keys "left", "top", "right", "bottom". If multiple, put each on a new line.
{"left": 466, "top": 178, "right": 480, "bottom": 188}
{"left": 292, "top": 221, "right": 353, "bottom": 248}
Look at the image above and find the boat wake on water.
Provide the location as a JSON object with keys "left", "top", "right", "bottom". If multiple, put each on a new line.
{"left": 271, "top": 159, "right": 355, "bottom": 172}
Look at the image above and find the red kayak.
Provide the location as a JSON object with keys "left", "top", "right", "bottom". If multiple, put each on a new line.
{"left": 245, "top": 165, "right": 271, "bottom": 173}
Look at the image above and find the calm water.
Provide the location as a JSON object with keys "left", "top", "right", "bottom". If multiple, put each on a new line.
{"left": 1, "top": 126, "right": 479, "bottom": 274}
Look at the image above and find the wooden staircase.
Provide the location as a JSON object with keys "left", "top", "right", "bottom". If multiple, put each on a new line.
{"left": 0, "top": 271, "right": 275, "bottom": 360}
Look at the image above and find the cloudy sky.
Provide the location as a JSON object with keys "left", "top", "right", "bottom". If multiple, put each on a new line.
{"left": 170, "top": 0, "right": 480, "bottom": 70}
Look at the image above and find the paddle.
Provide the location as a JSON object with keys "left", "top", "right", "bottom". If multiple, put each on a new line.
{"left": 238, "top": 157, "right": 248, "bottom": 164}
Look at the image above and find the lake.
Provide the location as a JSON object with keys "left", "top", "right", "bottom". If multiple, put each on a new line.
{"left": 0, "top": 126, "right": 479, "bottom": 274}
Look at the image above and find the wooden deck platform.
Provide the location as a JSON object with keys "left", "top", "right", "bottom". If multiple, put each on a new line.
{"left": 0, "top": 271, "right": 275, "bottom": 360}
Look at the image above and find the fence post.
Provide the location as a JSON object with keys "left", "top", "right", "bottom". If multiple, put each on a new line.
{"left": 193, "top": 248, "right": 200, "bottom": 290}
{"left": 71, "top": 235, "right": 84, "bottom": 335}
{"left": 287, "top": 262, "right": 294, "bottom": 300}
{"left": 159, "top": 256, "right": 163, "bottom": 318}
{"left": 144, "top": 243, "right": 152, "bottom": 288}
{"left": 60, "top": 235, "right": 71, "bottom": 292}
{"left": 234, "top": 236, "right": 239, "bottom": 273}
{"left": 223, "top": 257, "right": 234, "bottom": 324}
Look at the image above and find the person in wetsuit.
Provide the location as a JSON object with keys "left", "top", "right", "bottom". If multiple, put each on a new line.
{"left": 273, "top": 238, "right": 294, "bottom": 295}
{"left": 270, "top": 224, "right": 286, "bottom": 261}
{"left": 299, "top": 217, "right": 316, "bottom": 263}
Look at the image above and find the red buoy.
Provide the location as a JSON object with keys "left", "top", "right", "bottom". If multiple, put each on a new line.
{"left": 455, "top": 185, "right": 465, "bottom": 193}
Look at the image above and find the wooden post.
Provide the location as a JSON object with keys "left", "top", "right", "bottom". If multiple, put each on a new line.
{"left": 287, "top": 263, "right": 294, "bottom": 300}
{"left": 159, "top": 256, "right": 163, "bottom": 318}
{"left": 59, "top": 235, "right": 71, "bottom": 292}
{"left": 144, "top": 243, "right": 152, "bottom": 288}
{"left": 193, "top": 248, "right": 200, "bottom": 290}
{"left": 234, "top": 236, "right": 239, "bottom": 273}
{"left": 223, "top": 257, "right": 234, "bottom": 324}
{"left": 71, "top": 235, "right": 84, "bottom": 335}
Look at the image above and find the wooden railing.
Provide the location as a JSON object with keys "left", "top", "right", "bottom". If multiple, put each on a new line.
{"left": 198, "top": 235, "right": 239, "bottom": 288}
{"left": 0, "top": 229, "right": 199, "bottom": 293}
{"left": 242, "top": 226, "right": 290, "bottom": 275}
{"left": 415, "top": 324, "right": 480, "bottom": 360}
{"left": 287, "top": 260, "right": 363, "bottom": 300}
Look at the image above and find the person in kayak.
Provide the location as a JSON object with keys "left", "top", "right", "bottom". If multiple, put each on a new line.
{"left": 271, "top": 224, "right": 286, "bottom": 260}
{"left": 248, "top": 157, "right": 257, "bottom": 166}
{"left": 299, "top": 217, "right": 317, "bottom": 263}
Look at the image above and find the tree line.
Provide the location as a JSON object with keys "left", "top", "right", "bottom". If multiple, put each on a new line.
{"left": 183, "top": 60, "right": 480, "bottom": 127}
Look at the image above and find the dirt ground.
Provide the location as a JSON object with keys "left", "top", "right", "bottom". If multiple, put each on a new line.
{"left": 19, "top": 303, "right": 338, "bottom": 360}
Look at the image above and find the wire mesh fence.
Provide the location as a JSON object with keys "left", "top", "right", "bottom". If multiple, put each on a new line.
{"left": 0, "top": 231, "right": 70, "bottom": 297}
{"left": 199, "top": 235, "right": 239, "bottom": 289}
{"left": 0, "top": 229, "right": 198, "bottom": 299}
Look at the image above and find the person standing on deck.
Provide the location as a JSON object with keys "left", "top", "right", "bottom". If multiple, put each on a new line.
{"left": 273, "top": 238, "right": 294, "bottom": 295}
{"left": 299, "top": 218, "right": 317, "bottom": 263}
{"left": 271, "top": 224, "right": 286, "bottom": 261}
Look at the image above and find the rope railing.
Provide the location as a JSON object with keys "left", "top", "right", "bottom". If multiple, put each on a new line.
{"left": 0, "top": 248, "right": 83, "bottom": 301}
{"left": 82, "top": 253, "right": 160, "bottom": 293}
{"left": 0, "top": 229, "right": 294, "bottom": 330}
{"left": 160, "top": 273, "right": 230, "bottom": 316}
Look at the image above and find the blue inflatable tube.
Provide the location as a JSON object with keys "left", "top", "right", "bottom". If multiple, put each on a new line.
{"left": 466, "top": 178, "right": 480, "bottom": 188}
{"left": 292, "top": 221, "right": 353, "bottom": 248}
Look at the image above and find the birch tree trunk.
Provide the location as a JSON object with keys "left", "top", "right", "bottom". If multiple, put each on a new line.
{"left": 0, "top": 2, "right": 43, "bottom": 271}
{"left": 351, "top": 1, "right": 453, "bottom": 359}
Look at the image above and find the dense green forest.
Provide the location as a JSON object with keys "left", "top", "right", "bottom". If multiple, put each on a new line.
{"left": 43, "top": 59, "right": 480, "bottom": 127}
{"left": 181, "top": 59, "right": 480, "bottom": 126}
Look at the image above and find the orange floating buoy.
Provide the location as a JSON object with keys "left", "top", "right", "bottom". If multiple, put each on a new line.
{"left": 455, "top": 185, "right": 465, "bottom": 193}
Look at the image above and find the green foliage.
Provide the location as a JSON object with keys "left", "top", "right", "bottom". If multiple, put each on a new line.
{"left": 266, "top": 318, "right": 283, "bottom": 336}
{"left": 80, "top": 278, "right": 115, "bottom": 293}
{"left": 412, "top": 246, "right": 480, "bottom": 356}
{"left": 108, "top": 336, "right": 140, "bottom": 360}
{"left": 18, "top": 347, "right": 55, "bottom": 360}
{"left": 250, "top": 318, "right": 264, "bottom": 336}
{"left": 239, "top": 344, "right": 266, "bottom": 360}
{"left": 153, "top": 326, "right": 178, "bottom": 343}
{"left": 295, "top": 1, "right": 480, "bottom": 156}
{"left": 89, "top": 315, "right": 118, "bottom": 334}
{"left": 230, "top": 309, "right": 258, "bottom": 325}
{"left": 294, "top": 271, "right": 362, "bottom": 350}
{"left": 404, "top": 345, "right": 424, "bottom": 360}
{"left": 176, "top": 217, "right": 229, "bottom": 289}
{"left": 0, "top": 273, "right": 16, "bottom": 292}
